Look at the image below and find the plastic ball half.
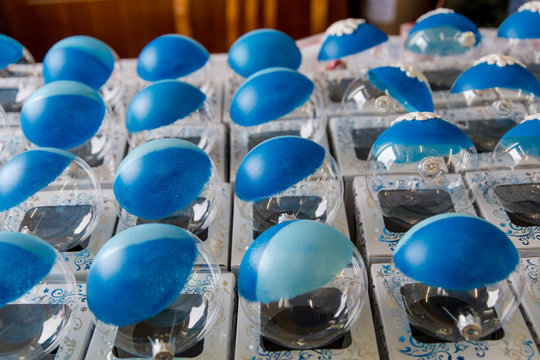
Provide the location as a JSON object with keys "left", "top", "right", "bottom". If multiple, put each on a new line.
{"left": 228, "top": 29, "right": 301, "bottom": 78}
{"left": 0, "top": 34, "right": 38, "bottom": 110}
{"left": 238, "top": 219, "right": 366, "bottom": 349}
{"left": 0, "top": 148, "right": 102, "bottom": 251}
{"left": 125, "top": 80, "right": 216, "bottom": 152}
{"left": 230, "top": 68, "right": 325, "bottom": 141}
{"left": 42, "top": 35, "right": 120, "bottom": 99}
{"left": 137, "top": 34, "right": 209, "bottom": 82}
{"left": 20, "top": 80, "right": 113, "bottom": 166}
{"left": 388, "top": 213, "right": 523, "bottom": 341}
{"left": 0, "top": 231, "right": 77, "bottom": 358}
{"left": 490, "top": 114, "right": 540, "bottom": 226}
{"left": 367, "top": 112, "right": 478, "bottom": 230}
{"left": 405, "top": 8, "right": 481, "bottom": 57}
{"left": 235, "top": 136, "right": 343, "bottom": 233}
{"left": 342, "top": 64, "right": 433, "bottom": 114}
{"left": 87, "top": 223, "right": 223, "bottom": 358}
{"left": 114, "top": 138, "right": 221, "bottom": 234}
{"left": 450, "top": 54, "right": 540, "bottom": 113}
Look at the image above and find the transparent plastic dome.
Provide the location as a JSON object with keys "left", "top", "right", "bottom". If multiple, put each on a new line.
{"left": 367, "top": 112, "right": 478, "bottom": 230}
{"left": 230, "top": 68, "right": 326, "bottom": 142}
{"left": 235, "top": 136, "right": 343, "bottom": 233}
{"left": 115, "top": 138, "right": 221, "bottom": 236}
{"left": 0, "top": 232, "right": 77, "bottom": 359}
{"left": 341, "top": 64, "right": 433, "bottom": 115}
{"left": 238, "top": 220, "right": 367, "bottom": 349}
{"left": 490, "top": 115, "right": 540, "bottom": 226}
{"left": 88, "top": 224, "right": 223, "bottom": 359}
{"left": 126, "top": 80, "right": 217, "bottom": 153}
{"left": 0, "top": 148, "right": 102, "bottom": 251}
{"left": 0, "top": 35, "right": 38, "bottom": 112}
{"left": 0, "top": 105, "right": 29, "bottom": 167}
{"left": 388, "top": 214, "right": 524, "bottom": 342}
{"left": 403, "top": 8, "right": 481, "bottom": 65}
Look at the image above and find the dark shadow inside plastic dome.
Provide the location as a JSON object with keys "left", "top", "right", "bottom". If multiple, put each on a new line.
{"left": 422, "top": 68, "right": 463, "bottom": 92}
{"left": 259, "top": 287, "right": 352, "bottom": 351}
{"left": 0, "top": 88, "right": 20, "bottom": 112}
{"left": 453, "top": 118, "right": 517, "bottom": 153}
{"left": 113, "top": 294, "right": 207, "bottom": 358}
{"left": 351, "top": 127, "right": 388, "bottom": 160}
{"left": 377, "top": 189, "right": 455, "bottom": 233}
{"left": 247, "top": 130, "right": 300, "bottom": 151}
{"left": 400, "top": 283, "right": 505, "bottom": 343}
{"left": 494, "top": 183, "right": 540, "bottom": 227}
{"left": 18, "top": 204, "right": 94, "bottom": 252}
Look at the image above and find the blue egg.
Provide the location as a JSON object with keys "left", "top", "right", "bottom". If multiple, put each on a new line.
{"left": 0, "top": 148, "right": 75, "bottom": 212}
{"left": 21, "top": 81, "right": 105, "bottom": 149}
{"left": 318, "top": 19, "right": 388, "bottom": 61}
{"left": 87, "top": 224, "right": 198, "bottom": 326}
{"left": 497, "top": 116, "right": 540, "bottom": 157}
{"left": 0, "top": 34, "right": 24, "bottom": 71}
{"left": 42, "top": 36, "right": 115, "bottom": 90}
{"left": 393, "top": 214, "right": 519, "bottom": 290}
{"left": 368, "top": 65, "right": 433, "bottom": 112}
{"left": 0, "top": 232, "right": 56, "bottom": 308}
{"left": 114, "top": 138, "right": 212, "bottom": 220}
{"left": 239, "top": 220, "right": 353, "bottom": 304}
{"left": 235, "top": 136, "right": 325, "bottom": 202}
{"left": 451, "top": 55, "right": 540, "bottom": 97}
{"left": 371, "top": 113, "right": 474, "bottom": 164}
{"left": 406, "top": 9, "right": 480, "bottom": 55}
{"left": 137, "top": 34, "right": 209, "bottom": 81}
{"left": 230, "top": 68, "right": 313, "bottom": 126}
{"left": 126, "top": 80, "right": 206, "bottom": 133}
{"left": 228, "top": 29, "right": 301, "bottom": 78}
{"left": 498, "top": 4, "right": 540, "bottom": 39}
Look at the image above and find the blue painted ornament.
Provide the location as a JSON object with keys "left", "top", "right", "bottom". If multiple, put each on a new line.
{"left": 498, "top": 1, "right": 540, "bottom": 39}
{"left": 228, "top": 29, "right": 301, "bottom": 78}
{"left": 0, "top": 34, "right": 24, "bottom": 71}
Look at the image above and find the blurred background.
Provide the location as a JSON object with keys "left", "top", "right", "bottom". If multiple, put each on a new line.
{"left": 0, "top": 0, "right": 514, "bottom": 60}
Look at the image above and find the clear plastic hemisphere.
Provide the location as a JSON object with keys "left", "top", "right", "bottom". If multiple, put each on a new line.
{"left": 1, "top": 249, "right": 77, "bottom": 358}
{"left": 236, "top": 152, "right": 344, "bottom": 233}
{"left": 118, "top": 159, "right": 222, "bottom": 236}
{"left": 317, "top": 40, "right": 396, "bottom": 73}
{"left": 386, "top": 263, "right": 524, "bottom": 342}
{"left": 239, "top": 246, "right": 367, "bottom": 350}
{"left": 234, "top": 88, "right": 326, "bottom": 142}
{"left": 97, "top": 238, "right": 223, "bottom": 358}
{"left": 341, "top": 76, "right": 407, "bottom": 115}
{"left": 367, "top": 129, "right": 478, "bottom": 230}
{"left": 448, "top": 88, "right": 535, "bottom": 116}
{"left": 0, "top": 155, "right": 103, "bottom": 251}
{"left": 495, "top": 37, "right": 540, "bottom": 70}
{"left": 128, "top": 100, "right": 216, "bottom": 154}
{"left": 99, "top": 49, "right": 124, "bottom": 106}
{"left": 0, "top": 46, "right": 38, "bottom": 112}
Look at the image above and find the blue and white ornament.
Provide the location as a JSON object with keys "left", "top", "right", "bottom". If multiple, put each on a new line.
{"left": 495, "top": 114, "right": 540, "bottom": 160}
{"left": 405, "top": 8, "right": 480, "bottom": 56}
{"left": 20, "top": 80, "right": 106, "bottom": 150}
{"left": 228, "top": 29, "right": 301, "bottom": 78}
{"left": 451, "top": 54, "right": 540, "bottom": 97}
{"left": 318, "top": 18, "right": 388, "bottom": 61}
{"left": 0, "top": 34, "right": 25, "bottom": 71}
{"left": 42, "top": 36, "right": 116, "bottom": 91}
{"left": 367, "top": 64, "right": 433, "bottom": 112}
{"left": 137, "top": 34, "right": 209, "bottom": 82}
{"left": 498, "top": 1, "right": 540, "bottom": 39}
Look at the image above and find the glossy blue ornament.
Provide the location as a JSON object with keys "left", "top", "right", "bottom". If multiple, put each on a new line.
{"left": 114, "top": 138, "right": 212, "bottom": 220}
{"left": 42, "top": 36, "right": 116, "bottom": 90}
{"left": 20, "top": 80, "right": 106, "bottom": 149}
{"left": 498, "top": 2, "right": 540, "bottom": 39}
{"left": 451, "top": 54, "right": 540, "bottom": 96}
{"left": 0, "top": 148, "right": 74, "bottom": 212}
{"left": 239, "top": 220, "right": 353, "bottom": 303}
{"left": 371, "top": 113, "right": 474, "bottom": 164}
{"left": 368, "top": 65, "right": 433, "bottom": 112}
{"left": 230, "top": 68, "right": 313, "bottom": 126}
{"left": 87, "top": 224, "right": 198, "bottom": 326}
{"left": 0, "top": 232, "right": 56, "bottom": 309}
{"left": 126, "top": 80, "right": 206, "bottom": 132}
{"left": 406, "top": 9, "right": 480, "bottom": 56}
{"left": 0, "top": 34, "right": 23, "bottom": 71}
{"left": 228, "top": 29, "right": 301, "bottom": 78}
{"left": 318, "top": 18, "right": 388, "bottom": 61}
{"left": 393, "top": 213, "right": 519, "bottom": 290}
{"left": 235, "top": 136, "right": 325, "bottom": 202}
{"left": 497, "top": 116, "right": 540, "bottom": 157}
{"left": 137, "top": 34, "right": 209, "bottom": 81}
